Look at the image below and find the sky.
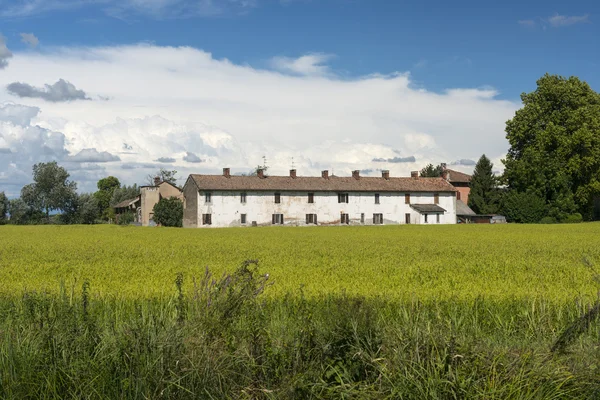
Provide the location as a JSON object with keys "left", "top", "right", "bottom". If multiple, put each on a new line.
{"left": 0, "top": 0, "right": 598, "bottom": 196}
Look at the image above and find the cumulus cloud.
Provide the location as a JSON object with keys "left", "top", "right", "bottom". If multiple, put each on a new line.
{"left": 0, "top": 43, "right": 518, "bottom": 193}
{"left": 548, "top": 14, "right": 590, "bottom": 27}
{"left": 66, "top": 148, "right": 121, "bottom": 162}
{"left": 0, "top": 34, "right": 12, "bottom": 69}
{"left": 451, "top": 158, "right": 476, "bottom": 166}
{"left": 20, "top": 33, "right": 39, "bottom": 48}
{"left": 183, "top": 151, "right": 203, "bottom": 163}
{"left": 518, "top": 19, "right": 536, "bottom": 27}
{"left": 7, "top": 79, "right": 90, "bottom": 102}
{"left": 372, "top": 156, "right": 416, "bottom": 163}
{"left": 155, "top": 157, "right": 176, "bottom": 163}
{"left": 270, "top": 53, "right": 334, "bottom": 76}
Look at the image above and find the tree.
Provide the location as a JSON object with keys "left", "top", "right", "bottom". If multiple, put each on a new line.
{"left": 420, "top": 163, "right": 444, "bottom": 178}
{"left": 110, "top": 184, "right": 140, "bottom": 207}
{"left": 468, "top": 155, "right": 500, "bottom": 214}
{"left": 500, "top": 190, "right": 547, "bottom": 223}
{"left": 152, "top": 197, "right": 183, "bottom": 227}
{"left": 8, "top": 198, "right": 37, "bottom": 225}
{"left": 94, "top": 176, "right": 120, "bottom": 220}
{"left": 21, "top": 162, "right": 78, "bottom": 221}
{"left": 503, "top": 74, "right": 600, "bottom": 220}
{"left": 147, "top": 169, "right": 178, "bottom": 186}
{"left": 78, "top": 193, "right": 101, "bottom": 224}
{"left": 0, "top": 192, "right": 7, "bottom": 224}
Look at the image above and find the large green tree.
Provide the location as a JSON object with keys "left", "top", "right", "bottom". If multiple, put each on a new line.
{"left": 21, "top": 162, "right": 78, "bottom": 221}
{"left": 152, "top": 197, "right": 183, "bottom": 227}
{"left": 503, "top": 74, "right": 600, "bottom": 220}
{"left": 94, "top": 176, "right": 120, "bottom": 220}
{"left": 468, "top": 155, "right": 500, "bottom": 214}
{"left": 419, "top": 163, "right": 444, "bottom": 178}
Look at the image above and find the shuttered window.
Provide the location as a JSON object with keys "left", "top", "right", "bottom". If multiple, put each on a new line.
{"left": 306, "top": 214, "right": 317, "bottom": 224}
{"left": 405, "top": 194, "right": 410, "bottom": 204}
{"left": 272, "top": 214, "right": 284, "bottom": 225}
{"left": 202, "top": 214, "right": 212, "bottom": 225}
{"left": 274, "top": 193, "right": 281, "bottom": 204}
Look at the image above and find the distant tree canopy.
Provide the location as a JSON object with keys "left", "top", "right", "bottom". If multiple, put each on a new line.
{"left": 419, "top": 164, "right": 444, "bottom": 178}
{"left": 147, "top": 169, "right": 178, "bottom": 186}
{"left": 152, "top": 197, "right": 183, "bottom": 227}
{"left": 0, "top": 192, "right": 7, "bottom": 224}
{"left": 110, "top": 184, "right": 140, "bottom": 207}
{"left": 21, "top": 162, "right": 78, "bottom": 221}
{"left": 503, "top": 74, "right": 600, "bottom": 220}
{"left": 94, "top": 176, "right": 120, "bottom": 220}
{"left": 468, "top": 155, "right": 500, "bottom": 214}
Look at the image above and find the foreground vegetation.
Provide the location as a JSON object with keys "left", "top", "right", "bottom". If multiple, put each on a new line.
{"left": 1, "top": 224, "right": 599, "bottom": 397}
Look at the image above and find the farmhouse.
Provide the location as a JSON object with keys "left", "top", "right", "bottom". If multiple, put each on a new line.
{"left": 182, "top": 168, "right": 457, "bottom": 228}
{"left": 114, "top": 178, "right": 183, "bottom": 226}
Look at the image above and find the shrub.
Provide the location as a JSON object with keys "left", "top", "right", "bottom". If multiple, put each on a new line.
{"left": 540, "top": 216, "right": 556, "bottom": 224}
{"left": 561, "top": 213, "right": 583, "bottom": 224}
{"left": 152, "top": 197, "right": 183, "bottom": 227}
{"left": 117, "top": 211, "right": 135, "bottom": 225}
{"left": 500, "top": 190, "right": 547, "bottom": 223}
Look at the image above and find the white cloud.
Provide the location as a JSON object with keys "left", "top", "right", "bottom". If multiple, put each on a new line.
{"left": 0, "top": 44, "right": 519, "bottom": 194}
{"left": 518, "top": 19, "right": 536, "bottom": 27}
{"left": 270, "top": 53, "right": 335, "bottom": 76}
{"left": 547, "top": 13, "right": 590, "bottom": 27}
{"left": 7, "top": 79, "right": 90, "bottom": 102}
{"left": 20, "top": 33, "right": 39, "bottom": 48}
{"left": 66, "top": 148, "right": 121, "bottom": 162}
{"left": 0, "top": 34, "right": 12, "bottom": 69}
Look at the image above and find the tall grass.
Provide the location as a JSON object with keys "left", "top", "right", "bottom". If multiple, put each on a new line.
{"left": 1, "top": 263, "right": 599, "bottom": 399}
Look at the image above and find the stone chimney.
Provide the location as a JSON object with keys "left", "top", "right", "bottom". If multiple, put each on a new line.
{"left": 321, "top": 170, "right": 329, "bottom": 179}
{"left": 153, "top": 176, "right": 161, "bottom": 186}
{"left": 223, "top": 167, "right": 230, "bottom": 178}
{"left": 257, "top": 168, "right": 265, "bottom": 178}
{"left": 382, "top": 170, "right": 390, "bottom": 180}
{"left": 352, "top": 170, "right": 360, "bottom": 180}
{"left": 290, "top": 169, "right": 297, "bottom": 178}
{"left": 411, "top": 171, "right": 419, "bottom": 179}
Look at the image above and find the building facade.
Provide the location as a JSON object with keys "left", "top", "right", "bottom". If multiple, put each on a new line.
{"left": 114, "top": 179, "right": 183, "bottom": 226}
{"left": 183, "top": 169, "right": 457, "bottom": 228}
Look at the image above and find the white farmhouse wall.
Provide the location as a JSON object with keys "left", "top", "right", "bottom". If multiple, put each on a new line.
{"left": 193, "top": 190, "right": 456, "bottom": 227}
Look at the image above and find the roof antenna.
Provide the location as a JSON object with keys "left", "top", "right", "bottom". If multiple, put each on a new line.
{"left": 262, "top": 155, "right": 267, "bottom": 170}
{"left": 291, "top": 157, "right": 295, "bottom": 170}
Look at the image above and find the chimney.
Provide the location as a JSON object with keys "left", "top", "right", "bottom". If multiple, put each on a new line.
{"left": 290, "top": 169, "right": 297, "bottom": 178}
{"left": 154, "top": 176, "right": 161, "bottom": 186}
{"left": 352, "top": 170, "right": 360, "bottom": 180}
{"left": 441, "top": 162, "right": 447, "bottom": 171}
{"left": 411, "top": 171, "right": 419, "bottom": 179}
{"left": 257, "top": 168, "right": 265, "bottom": 178}
{"left": 321, "top": 170, "right": 329, "bottom": 179}
{"left": 223, "top": 167, "right": 231, "bottom": 178}
{"left": 382, "top": 170, "right": 390, "bottom": 180}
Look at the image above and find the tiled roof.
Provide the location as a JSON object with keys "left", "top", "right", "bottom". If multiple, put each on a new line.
{"left": 410, "top": 204, "right": 447, "bottom": 213}
{"left": 188, "top": 174, "right": 457, "bottom": 193}
{"left": 456, "top": 200, "right": 476, "bottom": 215}
{"left": 445, "top": 169, "right": 471, "bottom": 183}
{"left": 113, "top": 196, "right": 140, "bottom": 209}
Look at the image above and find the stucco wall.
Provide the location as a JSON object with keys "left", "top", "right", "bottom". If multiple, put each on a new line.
{"left": 190, "top": 190, "right": 456, "bottom": 228}
{"left": 183, "top": 181, "right": 198, "bottom": 228}
{"left": 140, "top": 187, "right": 160, "bottom": 226}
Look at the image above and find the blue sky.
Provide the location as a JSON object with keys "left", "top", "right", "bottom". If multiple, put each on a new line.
{"left": 0, "top": 0, "right": 597, "bottom": 194}
{"left": 2, "top": 0, "right": 597, "bottom": 99}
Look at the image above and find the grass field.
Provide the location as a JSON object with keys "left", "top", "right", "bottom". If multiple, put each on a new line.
{"left": 0, "top": 224, "right": 599, "bottom": 300}
{"left": 1, "top": 224, "right": 600, "bottom": 398}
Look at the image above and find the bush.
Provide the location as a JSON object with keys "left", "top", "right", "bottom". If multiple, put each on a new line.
{"left": 152, "top": 197, "right": 183, "bottom": 227}
{"left": 561, "top": 213, "right": 583, "bottom": 224}
{"left": 539, "top": 216, "right": 556, "bottom": 224}
{"left": 117, "top": 211, "right": 135, "bottom": 225}
{"left": 500, "top": 190, "right": 547, "bottom": 223}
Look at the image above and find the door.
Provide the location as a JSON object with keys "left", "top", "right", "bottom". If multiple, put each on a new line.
{"left": 405, "top": 213, "right": 410, "bottom": 224}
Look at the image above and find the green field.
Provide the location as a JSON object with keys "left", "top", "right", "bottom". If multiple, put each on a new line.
{"left": 0, "top": 224, "right": 598, "bottom": 300}
{"left": 1, "top": 224, "right": 600, "bottom": 398}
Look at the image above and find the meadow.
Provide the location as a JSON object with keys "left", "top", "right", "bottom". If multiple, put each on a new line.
{"left": 0, "top": 224, "right": 599, "bottom": 398}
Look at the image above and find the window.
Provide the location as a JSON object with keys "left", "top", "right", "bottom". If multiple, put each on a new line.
{"left": 434, "top": 193, "right": 439, "bottom": 204}
{"left": 240, "top": 192, "right": 247, "bottom": 203}
{"left": 360, "top": 213, "right": 365, "bottom": 224}
{"left": 341, "top": 213, "right": 349, "bottom": 224}
{"left": 202, "top": 214, "right": 212, "bottom": 225}
{"left": 405, "top": 213, "right": 411, "bottom": 224}
{"left": 375, "top": 193, "right": 380, "bottom": 204}
{"left": 274, "top": 192, "right": 281, "bottom": 204}
{"left": 436, "top": 214, "right": 440, "bottom": 223}
{"left": 241, "top": 214, "right": 247, "bottom": 224}
{"left": 272, "top": 213, "right": 284, "bottom": 225}
{"left": 205, "top": 192, "right": 212, "bottom": 203}
{"left": 425, "top": 214, "right": 428, "bottom": 223}
{"left": 373, "top": 213, "right": 383, "bottom": 225}
{"left": 405, "top": 194, "right": 410, "bottom": 204}
{"left": 306, "top": 214, "right": 317, "bottom": 224}
{"left": 308, "top": 193, "right": 314, "bottom": 203}
{"left": 338, "top": 193, "right": 349, "bottom": 203}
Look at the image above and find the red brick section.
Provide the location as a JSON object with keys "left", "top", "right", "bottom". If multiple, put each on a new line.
{"left": 190, "top": 173, "right": 457, "bottom": 193}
